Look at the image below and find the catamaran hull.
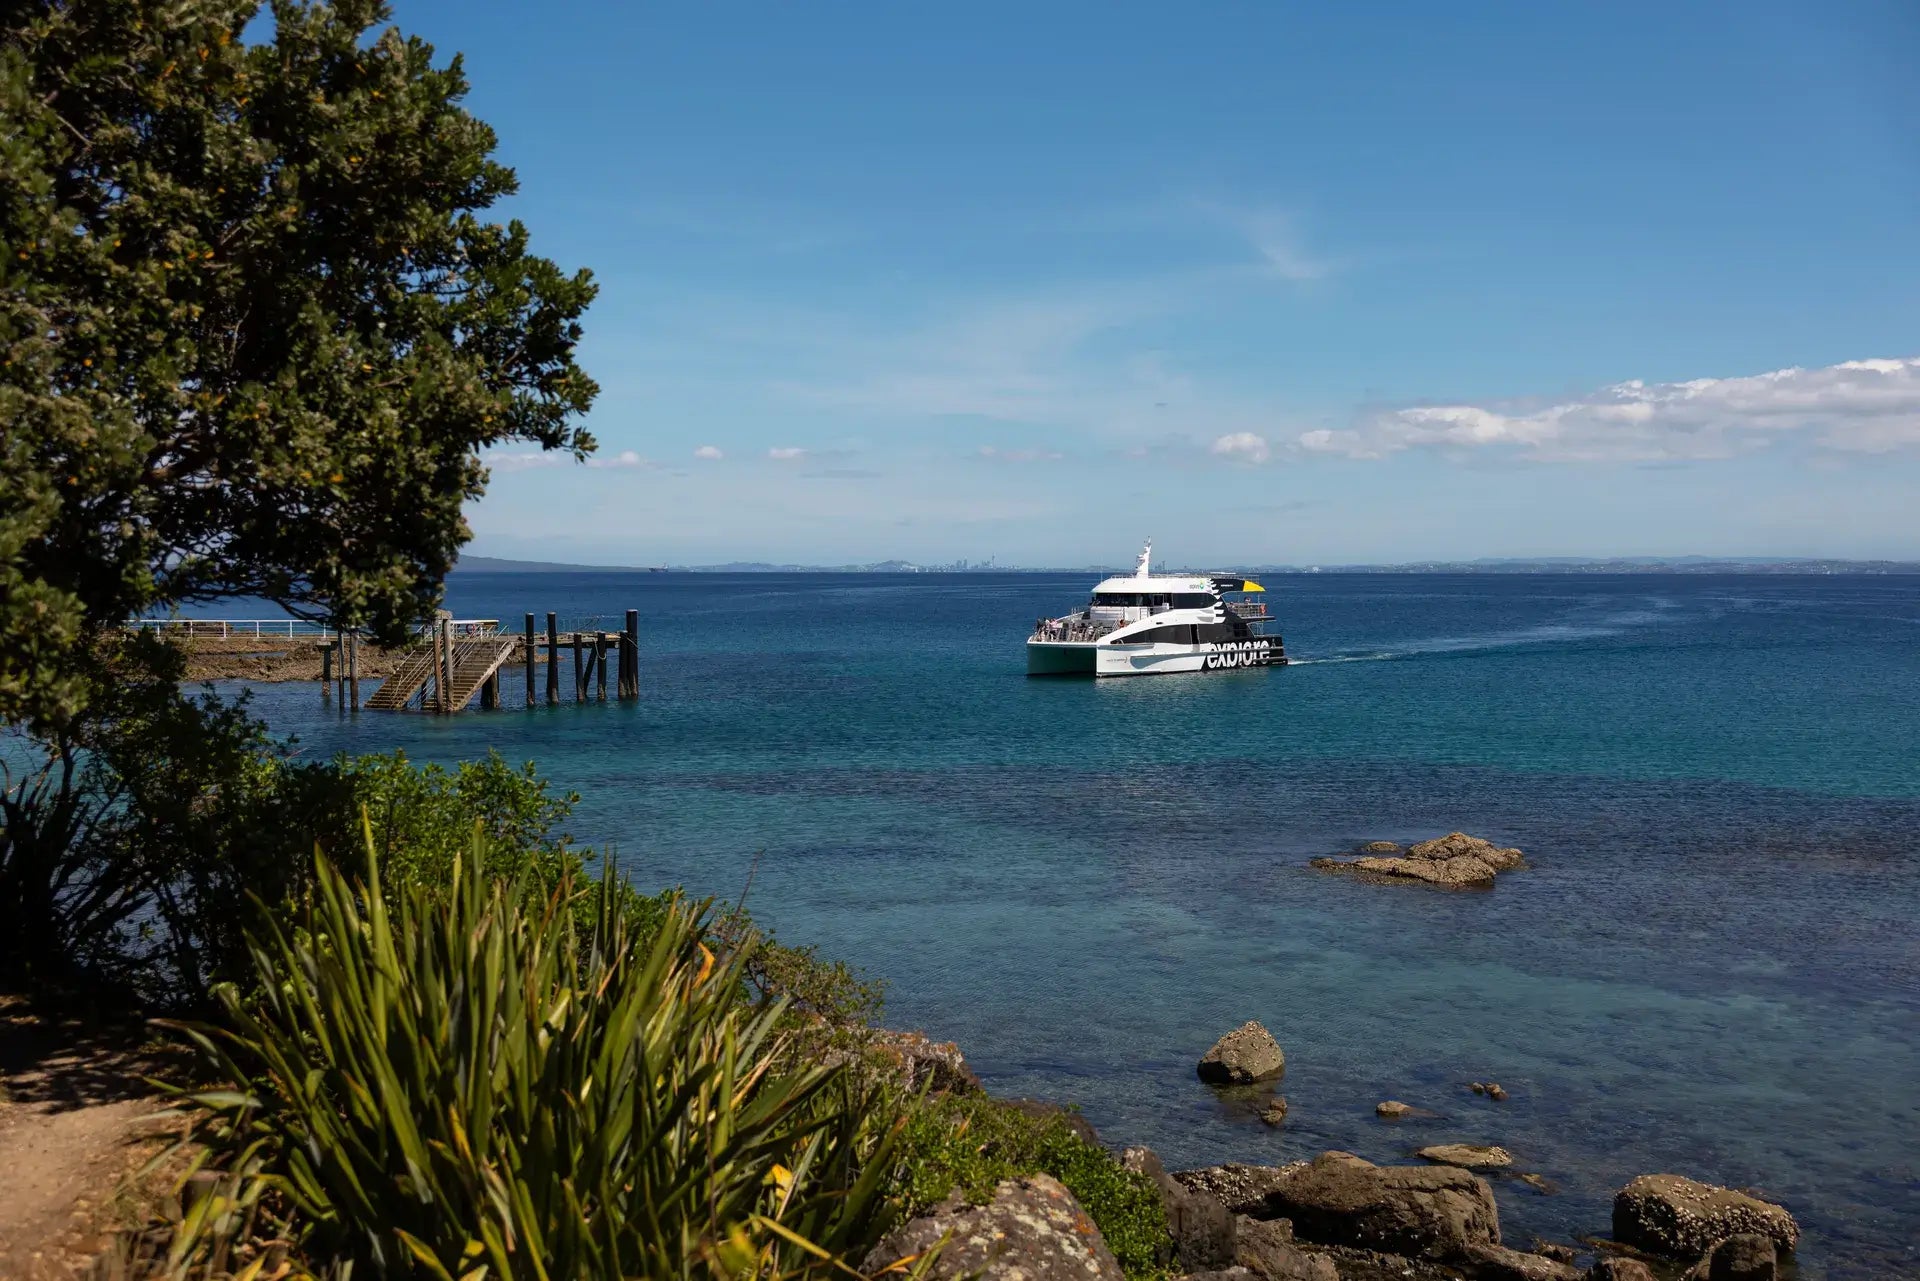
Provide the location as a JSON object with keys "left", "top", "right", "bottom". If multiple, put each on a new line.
{"left": 1027, "top": 637, "right": 1284, "bottom": 677}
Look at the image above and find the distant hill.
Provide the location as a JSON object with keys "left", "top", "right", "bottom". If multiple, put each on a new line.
{"left": 454, "top": 554, "right": 663, "bottom": 573}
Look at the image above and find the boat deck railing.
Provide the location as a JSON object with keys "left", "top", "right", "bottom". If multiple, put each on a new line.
{"left": 1030, "top": 616, "right": 1120, "bottom": 644}
{"left": 1225, "top": 601, "right": 1269, "bottom": 618}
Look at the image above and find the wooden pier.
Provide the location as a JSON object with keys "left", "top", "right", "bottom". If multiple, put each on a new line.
{"left": 129, "top": 609, "right": 642, "bottom": 714}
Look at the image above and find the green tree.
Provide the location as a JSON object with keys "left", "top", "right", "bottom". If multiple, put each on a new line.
{"left": 0, "top": 0, "right": 597, "bottom": 730}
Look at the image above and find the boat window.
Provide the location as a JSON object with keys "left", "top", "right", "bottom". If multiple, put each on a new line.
{"left": 1173, "top": 593, "right": 1214, "bottom": 609}
{"left": 1094, "top": 592, "right": 1141, "bottom": 607}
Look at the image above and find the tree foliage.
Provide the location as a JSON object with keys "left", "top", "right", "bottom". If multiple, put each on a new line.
{"left": 0, "top": 0, "right": 598, "bottom": 728}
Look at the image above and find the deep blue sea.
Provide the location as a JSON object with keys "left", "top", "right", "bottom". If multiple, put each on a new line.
{"left": 235, "top": 572, "right": 1920, "bottom": 1278}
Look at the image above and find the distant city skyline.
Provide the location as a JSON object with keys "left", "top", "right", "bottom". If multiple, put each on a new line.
{"left": 402, "top": 0, "right": 1920, "bottom": 565}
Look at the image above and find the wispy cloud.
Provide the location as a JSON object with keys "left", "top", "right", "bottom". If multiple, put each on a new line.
{"left": 1199, "top": 202, "right": 1337, "bottom": 282}
{"left": 1210, "top": 431, "right": 1272, "bottom": 464}
{"left": 976, "top": 445, "right": 1065, "bottom": 463}
{"left": 767, "top": 446, "right": 809, "bottom": 460}
{"left": 1299, "top": 356, "right": 1920, "bottom": 462}
{"left": 693, "top": 445, "right": 725, "bottom": 460}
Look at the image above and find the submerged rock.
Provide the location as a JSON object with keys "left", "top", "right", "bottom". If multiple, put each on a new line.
{"left": 1260, "top": 1098, "right": 1290, "bottom": 1126}
{"left": 1263, "top": 1150, "right": 1501, "bottom": 1261}
{"left": 862, "top": 1173, "right": 1124, "bottom": 1281}
{"left": 1314, "top": 833, "right": 1526, "bottom": 887}
{"left": 1199, "top": 1021, "right": 1286, "bottom": 1085}
{"left": 1611, "top": 1174, "right": 1798, "bottom": 1259}
{"left": 1417, "top": 1144, "right": 1513, "bottom": 1169}
{"left": 1375, "top": 1100, "right": 1416, "bottom": 1119}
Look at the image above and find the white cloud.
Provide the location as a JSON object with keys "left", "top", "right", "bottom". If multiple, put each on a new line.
{"left": 1210, "top": 431, "right": 1272, "bottom": 464}
{"left": 693, "top": 445, "right": 725, "bottom": 460}
{"left": 1215, "top": 205, "right": 1334, "bottom": 282}
{"left": 485, "top": 447, "right": 649, "bottom": 473}
{"left": 767, "top": 446, "right": 809, "bottom": 460}
{"left": 1301, "top": 356, "right": 1920, "bottom": 462}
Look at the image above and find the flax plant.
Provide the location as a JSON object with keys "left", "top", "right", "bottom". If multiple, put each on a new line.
{"left": 164, "top": 823, "right": 917, "bottom": 1279}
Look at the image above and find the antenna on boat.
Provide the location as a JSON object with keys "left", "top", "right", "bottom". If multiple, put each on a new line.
{"left": 1135, "top": 539, "right": 1152, "bottom": 578}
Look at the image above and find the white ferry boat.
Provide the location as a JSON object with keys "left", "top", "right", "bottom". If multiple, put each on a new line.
{"left": 1027, "top": 542, "right": 1287, "bottom": 677}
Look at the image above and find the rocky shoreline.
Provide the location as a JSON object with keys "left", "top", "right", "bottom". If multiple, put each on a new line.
{"left": 866, "top": 1004, "right": 1801, "bottom": 1281}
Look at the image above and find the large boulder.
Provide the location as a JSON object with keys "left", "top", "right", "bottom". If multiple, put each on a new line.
{"left": 1264, "top": 1151, "right": 1500, "bottom": 1261}
{"left": 1233, "top": 1215, "right": 1338, "bottom": 1281}
{"left": 1120, "top": 1147, "right": 1236, "bottom": 1271}
{"left": 1611, "top": 1175, "right": 1798, "bottom": 1259}
{"left": 1173, "top": 1162, "right": 1301, "bottom": 1217}
{"left": 1199, "top": 1021, "right": 1286, "bottom": 1085}
{"left": 862, "top": 1173, "right": 1124, "bottom": 1281}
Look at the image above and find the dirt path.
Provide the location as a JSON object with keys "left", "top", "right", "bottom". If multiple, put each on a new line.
{"left": 0, "top": 997, "right": 184, "bottom": 1280}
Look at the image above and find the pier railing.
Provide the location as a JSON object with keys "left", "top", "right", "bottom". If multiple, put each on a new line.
{"left": 126, "top": 618, "right": 502, "bottom": 640}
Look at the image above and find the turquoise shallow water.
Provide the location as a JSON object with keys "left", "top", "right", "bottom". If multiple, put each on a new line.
{"left": 237, "top": 572, "right": 1920, "bottom": 1277}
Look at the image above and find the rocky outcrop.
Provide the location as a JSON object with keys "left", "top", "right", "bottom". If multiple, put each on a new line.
{"left": 1263, "top": 1151, "right": 1501, "bottom": 1261}
{"left": 1459, "top": 1243, "right": 1582, "bottom": 1281}
{"left": 1584, "top": 1260, "right": 1655, "bottom": 1281}
{"left": 1234, "top": 1216, "right": 1338, "bottom": 1281}
{"left": 1417, "top": 1144, "right": 1513, "bottom": 1169}
{"left": 1198, "top": 1021, "right": 1286, "bottom": 1085}
{"left": 1173, "top": 1162, "right": 1301, "bottom": 1217}
{"left": 1611, "top": 1175, "right": 1797, "bottom": 1260}
{"left": 1683, "top": 1233, "right": 1777, "bottom": 1281}
{"left": 861, "top": 1029, "right": 982, "bottom": 1094}
{"left": 862, "top": 1173, "right": 1124, "bottom": 1281}
{"left": 1121, "top": 1147, "right": 1235, "bottom": 1271}
{"left": 1313, "top": 833, "right": 1527, "bottom": 887}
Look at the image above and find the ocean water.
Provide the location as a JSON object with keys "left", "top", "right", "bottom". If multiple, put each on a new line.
{"left": 237, "top": 572, "right": 1920, "bottom": 1278}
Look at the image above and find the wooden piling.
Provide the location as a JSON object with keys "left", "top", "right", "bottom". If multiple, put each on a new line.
{"left": 440, "top": 617, "right": 456, "bottom": 713}
{"left": 572, "top": 631, "right": 585, "bottom": 701}
{"left": 546, "top": 613, "right": 559, "bottom": 704}
{"left": 481, "top": 671, "right": 498, "bottom": 710}
{"left": 321, "top": 642, "right": 333, "bottom": 700}
{"left": 346, "top": 632, "right": 359, "bottom": 708}
{"left": 524, "top": 613, "right": 536, "bottom": 707}
{"left": 623, "top": 609, "right": 639, "bottom": 698}
{"left": 596, "top": 633, "right": 609, "bottom": 700}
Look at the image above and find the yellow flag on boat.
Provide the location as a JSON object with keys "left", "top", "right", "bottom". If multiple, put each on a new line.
{"left": 1239, "top": 580, "right": 1265, "bottom": 592}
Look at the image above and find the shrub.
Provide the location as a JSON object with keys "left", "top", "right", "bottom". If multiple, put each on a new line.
{"left": 166, "top": 833, "right": 919, "bottom": 1279}
{"left": 886, "top": 1093, "right": 1171, "bottom": 1279}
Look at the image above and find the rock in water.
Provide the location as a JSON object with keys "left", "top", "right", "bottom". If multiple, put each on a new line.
{"left": 1407, "top": 832, "right": 1527, "bottom": 872}
{"left": 1263, "top": 1150, "right": 1501, "bottom": 1260}
{"left": 1417, "top": 1144, "right": 1513, "bottom": 1169}
{"left": 862, "top": 1174, "right": 1124, "bottom": 1281}
{"left": 1260, "top": 1098, "right": 1290, "bottom": 1126}
{"left": 1199, "top": 1020, "right": 1286, "bottom": 1085}
{"left": 1314, "top": 832, "right": 1526, "bottom": 887}
{"left": 1611, "top": 1174, "right": 1798, "bottom": 1259}
{"left": 1375, "top": 1100, "right": 1415, "bottom": 1118}
{"left": 1685, "top": 1233, "right": 1778, "bottom": 1281}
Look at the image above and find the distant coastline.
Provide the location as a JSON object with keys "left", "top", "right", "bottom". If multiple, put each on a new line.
{"left": 456, "top": 553, "right": 1920, "bottom": 576}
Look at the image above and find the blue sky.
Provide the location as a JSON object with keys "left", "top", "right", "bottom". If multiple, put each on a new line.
{"left": 406, "top": 0, "right": 1920, "bottom": 565}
